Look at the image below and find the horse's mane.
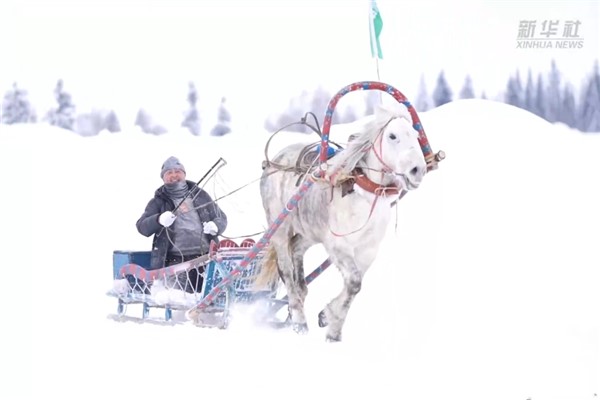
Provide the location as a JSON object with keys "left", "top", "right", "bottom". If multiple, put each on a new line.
{"left": 328, "top": 103, "right": 412, "bottom": 184}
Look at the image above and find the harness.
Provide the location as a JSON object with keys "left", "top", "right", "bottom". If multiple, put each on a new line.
{"left": 339, "top": 168, "right": 401, "bottom": 198}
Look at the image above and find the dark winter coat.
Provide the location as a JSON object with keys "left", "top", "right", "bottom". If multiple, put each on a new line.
{"left": 136, "top": 180, "right": 228, "bottom": 270}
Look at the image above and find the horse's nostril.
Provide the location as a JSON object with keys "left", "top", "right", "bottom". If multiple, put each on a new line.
{"left": 410, "top": 166, "right": 420, "bottom": 176}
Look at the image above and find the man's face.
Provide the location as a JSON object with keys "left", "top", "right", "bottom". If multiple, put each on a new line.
{"left": 162, "top": 169, "right": 185, "bottom": 184}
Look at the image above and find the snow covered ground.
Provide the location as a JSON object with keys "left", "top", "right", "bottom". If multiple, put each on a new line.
{"left": 1, "top": 98, "right": 598, "bottom": 400}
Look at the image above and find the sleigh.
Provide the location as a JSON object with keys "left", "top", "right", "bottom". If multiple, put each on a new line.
{"left": 107, "top": 238, "right": 280, "bottom": 328}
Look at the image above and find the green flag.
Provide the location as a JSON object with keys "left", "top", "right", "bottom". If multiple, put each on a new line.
{"left": 370, "top": 0, "right": 383, "bottom": 59}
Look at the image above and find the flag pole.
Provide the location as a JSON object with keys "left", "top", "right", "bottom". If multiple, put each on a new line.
{"left": 369, "top": 10, "right": 381, "bottom": 82}
{"left": 368, "top": 0, "right": 383, "bottom": 102}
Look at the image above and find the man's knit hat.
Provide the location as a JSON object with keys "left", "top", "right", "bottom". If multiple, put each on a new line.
{"left": 160, "top": 156, "right": 186, "bottom": 178}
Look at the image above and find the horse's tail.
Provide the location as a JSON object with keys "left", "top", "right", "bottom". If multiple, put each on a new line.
{"left": 253, "top": 245, "right": 280, "bottom": 290}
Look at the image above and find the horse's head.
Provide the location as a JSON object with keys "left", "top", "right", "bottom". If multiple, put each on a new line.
{"left": 368, "top": 103, "right": 427, "bottom": 191}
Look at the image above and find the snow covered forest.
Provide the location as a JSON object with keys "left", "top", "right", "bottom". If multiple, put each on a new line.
{"left": 2, "top": 59, "right": 599, "bottom": 135}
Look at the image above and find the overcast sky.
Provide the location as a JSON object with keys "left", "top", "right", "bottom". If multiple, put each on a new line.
{"left": 1, "top": 0, "right": 598, "bottom": 129}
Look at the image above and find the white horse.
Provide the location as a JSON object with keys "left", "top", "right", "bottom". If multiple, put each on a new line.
{"left": 256, "top": 103, "right": 428, "bottom": 342}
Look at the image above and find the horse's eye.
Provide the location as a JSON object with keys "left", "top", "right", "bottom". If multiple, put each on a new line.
{"left": 389, "top": 133, "right": 397, "bottom": 140}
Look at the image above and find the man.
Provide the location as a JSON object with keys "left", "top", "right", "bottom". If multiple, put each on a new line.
{"left": 136, "top": 156, "right": 227, "bottom": 293}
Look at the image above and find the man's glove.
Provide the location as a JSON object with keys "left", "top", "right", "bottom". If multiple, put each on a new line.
{"left": 203, "top": 221, "right": 218, "bottom": 235}
{"left": 158, "top": 211, "right": 177, "bottom": 227}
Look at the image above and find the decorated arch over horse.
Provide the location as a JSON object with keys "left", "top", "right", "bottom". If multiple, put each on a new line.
{"left": 318, "top": 81, "right": 445, "bottom": 174}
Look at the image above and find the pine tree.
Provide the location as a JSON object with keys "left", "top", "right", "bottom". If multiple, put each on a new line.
{"left": 310, "top": 86, "right": 331, "bottom": 121}
{"left": 135, "top": 109, "right": 152, "bottom": 133}
{"left": 523, "top": 69, "right": 535, "bottom": 113}
{"left": 459, "top": 75, "right": 475, "bottom": 99}
{"left": 1, "top": 82, "right": 37, "bottom": 124}
{"left": 73, "top": 109, "right": 121, "bottom": 136}
{"left": 307, "top": 86, "right": 347, "bottom": 126}
{"left": 182, "top": 81, "right": 201, "bottom": 135}
{"left": 533, "top": 74, "right": 546, "bottom": 119}
{"left": 364, "top": 91, "right": 380, "bottom": 115}
{"left": 432, "top": 70, "right": 452, "bottom": 107}
{"left": 210, "top": 97, "right": 232, "bottom": 137}
{"left": 336, "top": 105, "right": 359, "bottom": 124}
{"left": 578, "top": 60, "right": 600, "bottom": 132}
{"left": 505, "top": 70, "right": 523, "bottom": 108}
{"left": 104, "top": 110, "right": 121, "bottom": 133}
{"left": 558, "top": 85, "right": 576, "bottom": 128}
{"left": 415, "top": 74, "right": 431, "bottom": 112}
{"left": 545, "top": 59, "right": 562, "bottom": 123}
{"left": 135, "top": 108, "right": 167, "bottom": 135}
{"left": 265, "top": 91, "right": 309, "bottom": 134}
{"left": 45, "top": 79, "right": 75, "bottom": 130}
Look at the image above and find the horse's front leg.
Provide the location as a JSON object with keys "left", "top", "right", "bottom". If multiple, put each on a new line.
{"left": 318, "top": 250, "right": 364, "bottom": 342}
{"left": 319, "top": 244, "right": 379, "bottom": 342}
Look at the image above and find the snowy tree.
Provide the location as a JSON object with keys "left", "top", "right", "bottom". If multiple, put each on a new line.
{"left": 104, "top": 110, "right": 121, "bottom": 133}
{"left": 74, "top": 109, "right": 121, "bottom": 136}
{"left": 264, "top": 86, "right": 378, "bottom": 135}
{"left": 578, "top": 61, "right": 600, "bottom": 132}
{"left": 459, "top": 75, "right": 475, "bottom": 99}
{"left": 45, "top": 79, "right": 76, "bottom": 130}
{"left": 557, "top": 85, "right": 576, "bottom": 128}
{"left": 415, "top": 74, "right": 431, "bottom": 112}
{"left": 307, "top": 86, "right": 347, "bottom": 126}
{"left": 505, "top": 70, "right": 523, "bottom": 108}
{"left": 336, "top": 104, "right": 359, "bottom": 124}
{"left": 1, "top": 82, "right": 37, "bottom": 124}
{"left": 545, "top": 59, "right": 562, "bottom": 123}
{"left": 182, "top": 81, "right": 201, "bottom": 135}
{"left": 364, "top": 90, "right": 380, "bottom": 115}
{"left": 135, "top": 108, "right": 167, "bottom": 135}
{"left": 264, "top": 90, "right": 312, "bottom": 134}
{"left": 432, "top": 70, "right": 452, "bottom": 107}
{"left": 533, "top": 74, "right": 546, "bottom": 119}
{"left": 265, "top": 89, "right": 335, "bottom": 134}
{"left": 210, "top": 97, "right": 232, "bottom": 137}
{"left": 309, "top": 86, "right": 331, "bottom": 121}
{"left": 523, "top": 69, "right": 535, "bottom": 113}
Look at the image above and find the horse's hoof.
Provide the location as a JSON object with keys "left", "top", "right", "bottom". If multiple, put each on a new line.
{"left": 292, "top": 323, "right": 309, "bottom": 334}
{"left": 318, "top": 310, "right": 328, "bottom": 327}
{"left": 325, "top": 334, "right": 341, "bottom": 343}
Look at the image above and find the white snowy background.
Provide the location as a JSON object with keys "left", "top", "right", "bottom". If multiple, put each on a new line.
{"left": 1, "top": 98, "right": 599, "bottom": 400}
{"left": 1, "top": 0, "right": 599, "bottom": 399}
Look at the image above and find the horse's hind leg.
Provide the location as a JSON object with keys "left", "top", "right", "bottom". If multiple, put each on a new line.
{"left": 273, "top": 234, "right": 310, "bottom": 333}
{"left": 287, "top": 234, "right": 311, "bottom": 331}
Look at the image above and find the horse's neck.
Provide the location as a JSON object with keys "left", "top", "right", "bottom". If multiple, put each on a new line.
{"left": 358, "top": 154, "right": 396, "bottom": 186}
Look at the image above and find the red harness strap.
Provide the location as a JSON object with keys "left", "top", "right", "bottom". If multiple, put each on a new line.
{"left": 352, "top": 171, "right": 400, "bottom": 196}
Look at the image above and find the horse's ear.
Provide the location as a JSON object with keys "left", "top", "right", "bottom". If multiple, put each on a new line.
{"left": 374, "top": 102, "right": 390, "bottom": 117}
{"left": 376, "top": 101, "right": 412, "bottom": 122}
{"left": 373, "top": 103, "right": 394, "bottom": 122}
